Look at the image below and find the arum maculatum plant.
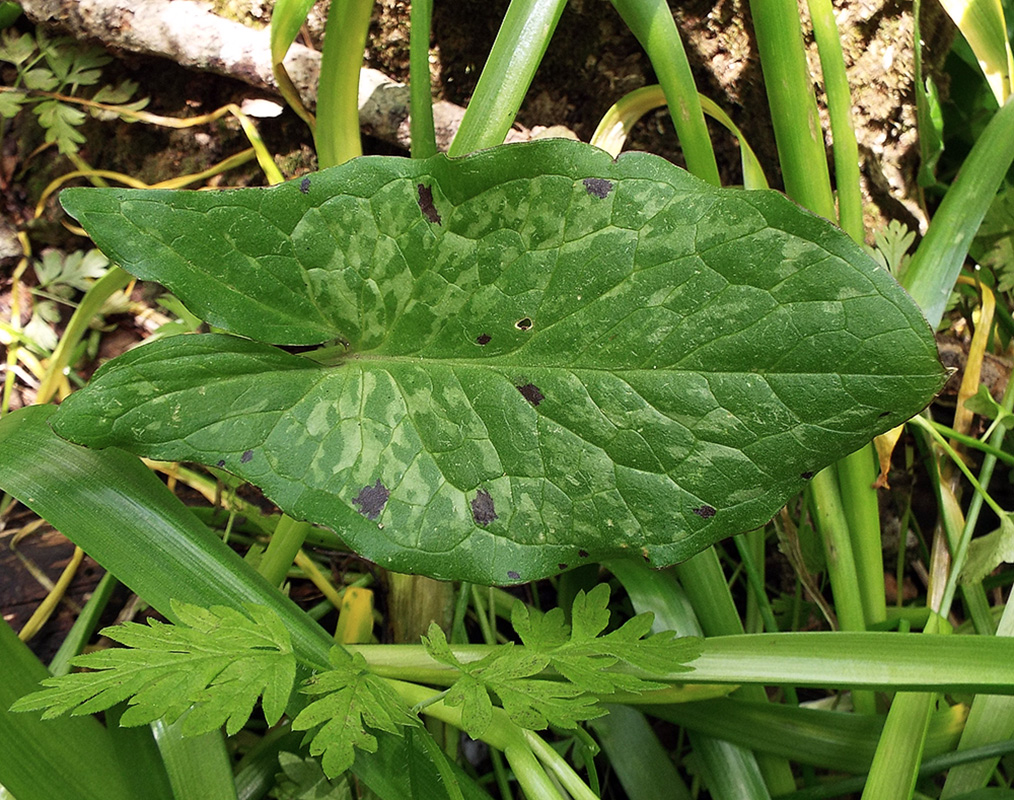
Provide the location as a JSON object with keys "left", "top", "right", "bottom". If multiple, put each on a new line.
{"left": 46, "top": 138, "right": 942, "bottom": 585}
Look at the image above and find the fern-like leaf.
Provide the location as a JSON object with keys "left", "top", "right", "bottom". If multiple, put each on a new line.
{"left": 11, "top": 600, "right": 296, "bottom": 736}
{"left": 292, "top": 646, "right": 415, "bottom": 779}
{"left": 423, "top": 584, "right": 701, "bottom": 737}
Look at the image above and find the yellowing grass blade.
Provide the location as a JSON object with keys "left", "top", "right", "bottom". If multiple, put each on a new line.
{"left": 938, "top": 0, "right": 1013, "bottom": 104}
{"left": 590, "top": 85, "right": 769, "bottom": 189}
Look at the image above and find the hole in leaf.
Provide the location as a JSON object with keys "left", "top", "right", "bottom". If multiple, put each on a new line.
{"left": 516, "top": 383, "right": 544, "bottom": 406}
{"left": 801, "top": 471, "right": 814, "bottom": 480}
{"left": 471, "top": 488, "right": 498, "bottom": 526}
{"left": 558, "top": 563, "right": 568, "bottom": 570}
{"left": 507, "top": 570, "right": 521, "bottom": 581}
{"left": 241, "top": 450, "right": 254, "bottom": 463}
{"left": 578, "top": 549, "right": 589, "bottom": 558}
{"left": 299, "top": 177, "right": 311, "bottom": 194}
{"left": 515, "top": 317, "right": 532, "bottom": 331}
{"left": 353, "top": 479, "right": 390, "bottom": 520}
{"left": 476, "top": 333, "right": 491, "bottom": 345}
{"left": 878, "top": 411, "right": 891, "bottom": 418}
{"left": 582, "top": 177, "right": 613, "bottom": 198}
{"left": 692, "top": 504, "right": 716, "bottom": 519}
{"left": 417, "top": 184, "right": 441, "bottom": 224}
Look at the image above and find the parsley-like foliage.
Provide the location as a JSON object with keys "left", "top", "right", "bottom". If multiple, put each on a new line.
{"left": 291, "top": 646, "right": 416, "bottom": 778}
{"left": 422, "top": 584, "right": 702, "bottom": 738}
{"left": 11, "top": 600, "right": 296, "bottom": 735}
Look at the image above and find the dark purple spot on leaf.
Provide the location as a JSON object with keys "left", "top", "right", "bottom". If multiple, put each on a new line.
{"left": 299, "top": 177, "right": 311, "bottom": 194}
{"left": 558, "top": 563, "right": 568, "bottom": 570}
{"left": 216, "top": 459, "right": 225, "bottom": 467}
{"left": 241, "top": 450, "right": 253, "bottom": 463}
{"left": 476, "top": 333, "right": 491, "bottom": 345}
{"left": 515, "top": 317, "right": 532, "bottom": 331}
{"left": 507, "top": 570, "right": 521, "bottom": 581}
{"left": 417, "top": 184, "right": 441, "bottom": 224}
{"left": 692, "top": 504, "right": 716, "bottom": 519}
{"left": 578, "top": 549, "right": 589, "bottom": 558}
{"left": 517, "top": 383, "right": 544, "bottom": 406}
{"left": 471, "top": 489, "right": 497, "bottom": 526}
{"left": 583, "top": 177, "right": 613, "bottom": 198}
{"left": 801, "top": 471, "right": 814, "bottom": 480}
{"left": 353, "top": 479, "right": 390, "bottom": 520}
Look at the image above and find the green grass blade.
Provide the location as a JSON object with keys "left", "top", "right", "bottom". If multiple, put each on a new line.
{"left": 269, "top": 0, "right": 316, "bottom": 130}
{"left": 693, "top": 735, "right": 772, "bottom": 800}
{"left": 589, "top": 705, "right": 693, "bottom": 800}
{"left": 941, "top": 595, "right": 1014, "bottom": 797}
{"left": 938, "top": 0, "right": 1013, "bottom": 104}
{"left": 151, "top": 715, "right": 238, "bottom": 800}
{"left": 902, "top": 97, "right": 1014, "bottom": 328}
{"left": 589, "top": 85, "right": 768, "bottom": 188}
{"left": 649, "top": 697, "right": 964, "bottom": 773}
{"left": 608, "top": 0, "right": 720, "bottom": 186}
{"left": 315, "top": 0, "right": 374, "bottom": 167}
{"left": 270, "top": 0, "right": 316, "bottom": 66}
{"left": 0, "top": 618, "right": 151, "bottom": 800}
{"left": 409, "top": 0, "right": 436, "bottom": 158}
{"left": 861, "top": 691, "right": 934, "bottom": 800}
{"left": 689, "top": 631, "right": 1014, "bottom": 692}
{"left": 47, "top": 570, "right": 118, "bottom": 677}
{"left": 448, "top": 0, "right": 567, "bottom": 155}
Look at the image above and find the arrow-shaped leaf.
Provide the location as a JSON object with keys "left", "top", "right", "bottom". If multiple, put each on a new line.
{"left": 53, "top": 140, "right": 943, "bottom": 584}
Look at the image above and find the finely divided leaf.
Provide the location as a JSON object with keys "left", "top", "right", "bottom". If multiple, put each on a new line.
{"left": 422, "top": 624, "right": 593, "bottom": 736}
{"left": 55, "top": 139, "right": 944, "bottom": 584}
{"left": 11, "top": 601, "right": 296, "bottom": 736}
{"left": 514, "top": 584, "right": 702, "bottom": 695}
{"left": 292, "top": 646, "right": 415, "bottom": 779}
{"left": 422, "top": 585, "right": 696, "bottom": 736}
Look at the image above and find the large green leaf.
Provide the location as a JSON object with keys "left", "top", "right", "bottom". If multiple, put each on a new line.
{"left": 54, "top": 139, "right": 943, "bottom": 584}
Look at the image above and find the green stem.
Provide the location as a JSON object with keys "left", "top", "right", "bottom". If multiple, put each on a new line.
{"left": 810, "top": 468, "right": 877, "bottom": 716}
{"left": 837, "top": 446, "right": 888, "bottom": 627}
{"left": 315, "top": 0, "right": 374, "bottom": 167}
{"left": 384, "top": 679, "right": 568, "bottom": 800}
{"left": 257, "top": 514, "right": 312, "bottom": 587}
{"left": 523, "top": 729, "right": 600, "bottom": 800}
{"left": 607, "top": 0, "right": 721, "bottom": 185}
{"left": 448, "top": 0, "right": 568, "bottom": 156}
{"left": 748, "top": 0, "right": 835, "bottom": 218}
{"left": 806, "top": 0, "right": 863, "bottom": 238}
{"left": 409, "top": 0, "right": 436, "bottom": 158}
